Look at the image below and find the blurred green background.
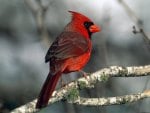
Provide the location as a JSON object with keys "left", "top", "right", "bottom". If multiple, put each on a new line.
{"left": 0, "top": 0, "right": 150, "bottom": 113}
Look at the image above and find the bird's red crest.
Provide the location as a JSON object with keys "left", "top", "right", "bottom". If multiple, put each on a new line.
{"left": 68, "top": 11, "right": 91, "bottom": 22}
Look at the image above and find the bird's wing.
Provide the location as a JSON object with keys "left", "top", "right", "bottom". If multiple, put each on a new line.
{"left": 45, "top": 32, "right": 90, "bottom": 63}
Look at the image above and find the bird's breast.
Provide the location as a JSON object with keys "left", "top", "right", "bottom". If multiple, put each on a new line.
{"left": 63, "top": 50, "right": 91, "bottom": 73}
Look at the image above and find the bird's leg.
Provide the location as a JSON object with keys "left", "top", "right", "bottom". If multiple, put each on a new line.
{"left": 60, "top": 76, "right": 65, "bottom": 87}
{"left": 79, "top": 70, "right": 90, "bottom": 79}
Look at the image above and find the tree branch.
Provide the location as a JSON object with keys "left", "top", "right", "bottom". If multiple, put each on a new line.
{"left": 69, "top": 90, "right": 150, "bottom": 106}
{"left": 11, "top": 65, "right": 150, "bottom": 113}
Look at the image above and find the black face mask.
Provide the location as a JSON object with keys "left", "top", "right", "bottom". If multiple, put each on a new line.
{"left": 84, "top": 21, "right": 94, "bottom": 37}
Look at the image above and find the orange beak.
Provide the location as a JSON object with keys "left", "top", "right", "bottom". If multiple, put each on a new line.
{"left": 89, "top": 24, "right": 101, "bottom": 33}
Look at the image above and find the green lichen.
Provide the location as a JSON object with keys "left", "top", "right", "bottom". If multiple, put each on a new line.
{"left": 66, "top": 88, "right": 79, "bottom": 101}
{"left": 100, "top": 73, "right": 109, "bottom": 82}
{"left": 120, "top": 97, "right": 129, "bottom": 104}
{"left": 78, "top": 81, "right": 86, "bottom": 89}
{"left": 118, "top": 68, "right": 128, "bottom": 76}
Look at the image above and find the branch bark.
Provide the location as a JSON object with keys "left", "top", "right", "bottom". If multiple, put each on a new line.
{"left": 11, "top": 65, "right": 150, "bottom": 113}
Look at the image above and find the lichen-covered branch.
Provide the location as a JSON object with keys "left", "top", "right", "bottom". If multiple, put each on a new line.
{"left": 69, "top": 90, "right": 150, "bottom": 106}
{"left": 11, "top": 65, "right": 150, "bottom": 113}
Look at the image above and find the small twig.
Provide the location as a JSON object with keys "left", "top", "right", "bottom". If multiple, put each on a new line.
{"left": 117, "top": 0, "right": 150, "bottom": 49}
{"left": 25, "top": 0, "right": 53, "bottom": 46}
{"left": 133, "top": 26, "right": 150, "bottom": 51}
{"left": 117, "top": 0, "right": 143, "bottom": 26}
{"left": 133, "top": 26, "right": 150, "bottom": 44}
{"left": 11, "top": 65, "right": 150, "bottom": 113}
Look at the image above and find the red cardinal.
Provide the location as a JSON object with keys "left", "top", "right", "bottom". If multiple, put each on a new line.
{"left": 36, "top": 11, "right": 100, "bottom": 109}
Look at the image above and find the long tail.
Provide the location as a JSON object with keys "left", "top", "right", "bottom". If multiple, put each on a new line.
{"left": 36, "top": 71, "right": 61, "bottom": 109}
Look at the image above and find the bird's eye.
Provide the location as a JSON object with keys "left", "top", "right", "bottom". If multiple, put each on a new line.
{"left": 84, "top": 21, "right": 94, "bottom": 29}
{"left": 84, "top": 22, "right": 89, "bottom": 27}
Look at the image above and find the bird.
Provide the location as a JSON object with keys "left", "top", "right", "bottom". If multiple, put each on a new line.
{"left": 36, "top": 11, "right": 100, "bottom": 109}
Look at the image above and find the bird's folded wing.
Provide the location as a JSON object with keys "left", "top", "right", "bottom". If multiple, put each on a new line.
{"left": 45, "top": 32, "right": 90, "bottom": 62}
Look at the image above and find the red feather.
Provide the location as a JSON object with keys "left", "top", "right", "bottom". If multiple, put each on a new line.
{"left": 36, "top": 72, "right": 61, "bottom": 108}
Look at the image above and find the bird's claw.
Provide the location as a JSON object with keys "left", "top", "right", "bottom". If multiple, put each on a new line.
{"left": 79, "top": 70, "right": 90, "bottom": 80}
